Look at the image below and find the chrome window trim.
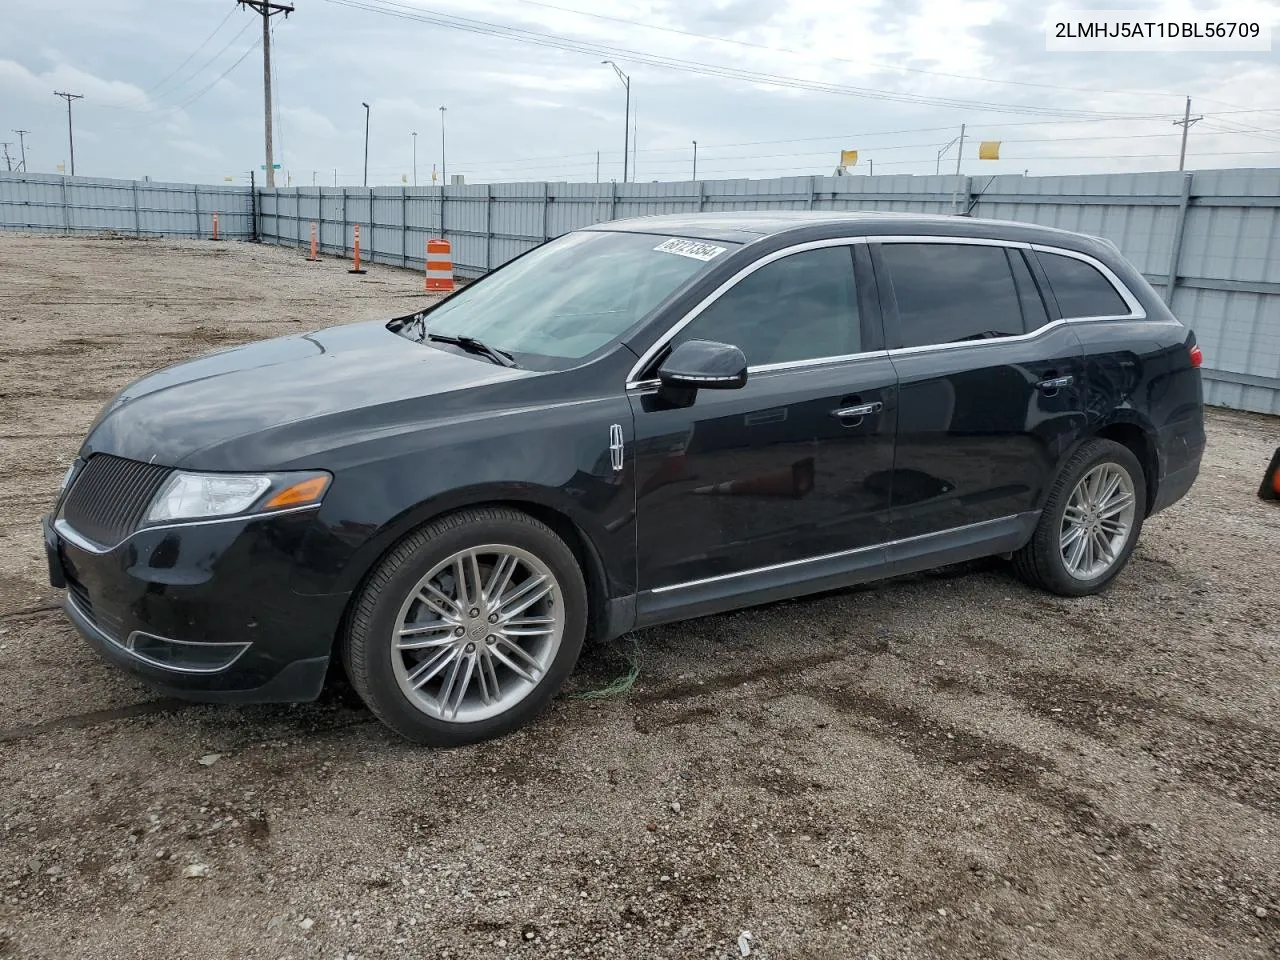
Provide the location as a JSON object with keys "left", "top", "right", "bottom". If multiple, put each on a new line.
{"left": 885, "top": 317, "right": 1075, "bottom": 357}
{"left": 650, "top": 514, "right": 1021, "bottom": 594}
{"left": 627, "top": 347, "right": 891, "bottom": 392}
{"left": 624, "top": 233, "right": 1147, "bottom": 391}
{"left": 1029, "top": 243, "right": 1147, "bottom": 321}
{"left": 624, "top": 233, "right": 1148, "bottom": 389}
{"left": 872, "top": 235, "right": 1032, "bottom": 249}
{"left": 873, "top": 237, "right": 1146, "bottom": 357}
{"left": 54, "top": 503, "right": 322, "bottom": 555}
{"left": 625, "top": 236, "right": 869, "bottom": 389}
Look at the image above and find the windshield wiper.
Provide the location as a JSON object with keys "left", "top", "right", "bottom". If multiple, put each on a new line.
{"left": 427, "top": 333, "right": 518, "bottom": 368}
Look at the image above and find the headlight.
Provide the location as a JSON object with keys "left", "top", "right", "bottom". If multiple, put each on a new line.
{"left": 143, "top": 471, "right": 331, "bottom": 525}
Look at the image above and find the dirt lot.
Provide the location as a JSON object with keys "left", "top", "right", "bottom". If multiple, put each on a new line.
{"left": 0, "top": 234, "right": 1277, "bottom": 960}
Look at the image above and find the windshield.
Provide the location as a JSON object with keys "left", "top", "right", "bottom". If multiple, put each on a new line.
{"left": 415, "top": 230, "right": 736, "bottom": 366}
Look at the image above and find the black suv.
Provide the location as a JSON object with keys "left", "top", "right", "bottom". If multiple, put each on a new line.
{"left": 43, "top": 212, "right": 1205, "bottom": 745}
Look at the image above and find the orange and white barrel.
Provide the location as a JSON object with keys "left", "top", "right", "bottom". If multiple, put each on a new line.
{"left": 425, "top": 239, "right": 455, "bottom": 293}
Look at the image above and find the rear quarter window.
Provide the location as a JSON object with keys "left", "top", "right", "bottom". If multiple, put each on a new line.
{"left": 1038, "top": 251, "right": 1131, "bottom": 318}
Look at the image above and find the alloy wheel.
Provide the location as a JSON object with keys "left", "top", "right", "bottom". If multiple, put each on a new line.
{"left": 391, "top": 544, "right": 564, "bottom": 722}
{"left": 1059, "top": 463, "right": 1137, "bottom": 580}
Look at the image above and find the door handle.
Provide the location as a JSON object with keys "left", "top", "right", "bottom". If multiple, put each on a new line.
{"left": 1036, "top": 375, "right": 1074, "bottom": 391}
{"left": 830, "top": 401, "right": 883, "bottom": 419}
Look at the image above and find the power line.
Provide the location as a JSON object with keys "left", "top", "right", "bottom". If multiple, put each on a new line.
{"left": 1198, "top": 119, "right": 1280, "bottom": 145}
{"left": 506, "top": 0, "right": 1186, "bottom": 103}
{"left": 114, "top": 37, "right": 264, "bottom": 130}
{"left": 318, "top": 0, "right": 1166, "bottom": 121}
{"left": 144, "top": 8, "right": 237, "bottom": 95}
{"left": 390, "top": 116, "right": 1191, "bottom": 173}
{"left": 452, "top": 129, "right": 1196, "bottom": 172}
{"left": 624, "top": 147, "right": 1280, "bottom": 178}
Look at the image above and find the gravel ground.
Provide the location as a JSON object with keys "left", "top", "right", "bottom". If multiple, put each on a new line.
{"left": 0, "top": 234, "right": 1277, "bottom": 960}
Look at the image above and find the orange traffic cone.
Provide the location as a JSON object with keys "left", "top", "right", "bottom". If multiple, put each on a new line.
{"left": 638, "top": 453, "right": 693, "bottom": 498}
{"left": 694, "top": 458, "right": 815, "bottom": 499}
{"left": 1259, "top": 447, "right": 1280, "bottom": 501}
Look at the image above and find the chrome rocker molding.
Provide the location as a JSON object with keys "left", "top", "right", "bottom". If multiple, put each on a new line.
{"left": 634, "top": 512, "right": 1040, "bottom": 629}
{"left": 65, "top": 593, "right": 251, "bottom": 676}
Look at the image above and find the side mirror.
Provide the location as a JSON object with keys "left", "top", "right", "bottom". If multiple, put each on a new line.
{"left": 657, "top": 339, "right": 748, "bottom": 391}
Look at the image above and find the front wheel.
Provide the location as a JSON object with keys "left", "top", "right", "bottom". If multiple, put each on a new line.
{"left": 341, "top": 507, "right": 588, "bottom": 746}
{"left": 1013, "top": 438, "right": 1147, "bottom": 597}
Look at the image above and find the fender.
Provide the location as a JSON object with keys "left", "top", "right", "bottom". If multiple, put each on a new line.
{"left": 1039, "top": 408, "right": 1160, "bottom": 516}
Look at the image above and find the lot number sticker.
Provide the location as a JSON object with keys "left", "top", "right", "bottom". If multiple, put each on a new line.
{"left": 653, "top": 237, "right": 727, "bottom": 261}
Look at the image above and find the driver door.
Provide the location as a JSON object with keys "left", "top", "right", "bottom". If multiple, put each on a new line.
{"left": 628, "top": 242, "right": 898, "bottom": 623}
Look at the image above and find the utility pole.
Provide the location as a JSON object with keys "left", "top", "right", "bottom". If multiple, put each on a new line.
{"left": 595, "top": 150, "right": 600, "bottom": 183}
{"left": 1, "top": 144, "right": 11, "bottom": 172}
{"left": 53, "top": 92, "right": 84, "bottom": 176}
{"left": 13, "top": 130, "right": 29, "bottom": 172}
{"left": 238, "top": 1, "right": 293, "bottom": 189}
{"left": 1173, "top": 96, "right": 1203, "bottom": 172}
{"left": 692, "top": 140, "right": 697, "bottom": 181}
{"left": 412, "top": 131, "right": 418, "bottom": 187}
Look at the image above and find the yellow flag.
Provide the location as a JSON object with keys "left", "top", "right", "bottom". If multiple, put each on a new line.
{"left": 978, "top": 141, "right": 1001, "bottom": 160}
{"left": 840, "top": 149, "right": 858, "bottom": 167}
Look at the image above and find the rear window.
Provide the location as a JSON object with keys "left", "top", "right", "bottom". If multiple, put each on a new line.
{"left": 1038, "top": 251, "right": 1131, "bottom": 318}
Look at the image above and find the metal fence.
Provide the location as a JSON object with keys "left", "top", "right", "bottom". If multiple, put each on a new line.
{"left": 256, "top": 170, "right": 1280, "bottom": 415}
{"left": 0, "top": 172, "right": 253, "bottom": 239}
{"left": 1, "top": 168, "right": 1276, "bottom": 414}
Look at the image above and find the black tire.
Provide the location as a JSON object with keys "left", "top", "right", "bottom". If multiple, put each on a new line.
{"left": 341, "top": 506, "right": 588, "bottom": 747}
{"left": 1012, "top": 438, "right": 1147, "bottom": 597}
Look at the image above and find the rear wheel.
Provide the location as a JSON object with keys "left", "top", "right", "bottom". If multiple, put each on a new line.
{"left": 1013, "top": 438, "right": 1146, "bottom": 597}
{"left": 342, "top": 507, "right": 588, "bottom": 746}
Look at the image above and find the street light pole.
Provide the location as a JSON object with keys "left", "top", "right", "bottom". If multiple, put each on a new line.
{"left": 439, "top": 106, "right": 447, "bottom": 184}
{"left": 412, "top": 131, "right": 418, "bottom": 187}
{"left": 602, "top": 61, "right": 630, "bottom": 183}
{"left": 361, "top": 101, "right": 370, "bottom": 187}
{"left": 935, "top": 129, "right": 962, "bottom": 176}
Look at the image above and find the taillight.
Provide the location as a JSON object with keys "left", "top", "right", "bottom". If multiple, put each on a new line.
{"left": 1189, "top": 345, "right": 1203, "bottom": 368}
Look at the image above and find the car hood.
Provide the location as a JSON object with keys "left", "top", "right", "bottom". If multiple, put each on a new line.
{"left": 83, "top": 320, "right": 537, "bottom": 469}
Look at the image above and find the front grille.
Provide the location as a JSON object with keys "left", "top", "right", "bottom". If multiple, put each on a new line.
{"left": 60, "top": 454, "right": 172, "bottom": 548}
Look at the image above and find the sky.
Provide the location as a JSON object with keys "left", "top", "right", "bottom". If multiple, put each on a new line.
{"left": 1, "top": 0, "right": 1278, "bottom": 186}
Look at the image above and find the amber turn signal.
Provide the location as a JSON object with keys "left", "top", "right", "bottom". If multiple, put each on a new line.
{"left": 263, "top": 474, "right": 331, "bottom": 510}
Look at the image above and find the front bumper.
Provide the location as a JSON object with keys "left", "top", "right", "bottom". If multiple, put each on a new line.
{"left": 43, "top": 511, "right": 348, "bottom": 704}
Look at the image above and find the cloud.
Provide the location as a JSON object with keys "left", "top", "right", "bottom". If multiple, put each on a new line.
{"left": 0, "top": 57, "right": 152, "bottom": 110}
{"left": 0, "top": 0, "right": 1276, "bottom": 183}
{"left": 280, "top": 105, "right": 338, "bottom": 140}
